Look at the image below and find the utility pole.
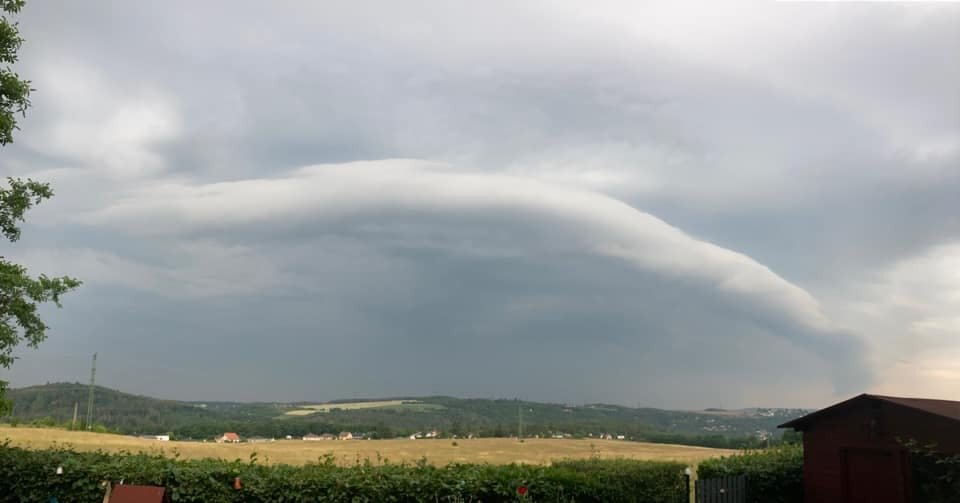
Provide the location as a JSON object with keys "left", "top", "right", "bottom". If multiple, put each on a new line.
{"left": 71, "top": 402, "right": 78, "bottom": 429}
{"left": 518, "top": 402, "right": 523, "bottom": 440}
{"left": 85, "top": 353, "right": 96, "bottom": 429}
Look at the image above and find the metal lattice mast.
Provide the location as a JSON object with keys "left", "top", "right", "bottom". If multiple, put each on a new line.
{"left": 85, "top": 353, "right": 96, "bottom": 429}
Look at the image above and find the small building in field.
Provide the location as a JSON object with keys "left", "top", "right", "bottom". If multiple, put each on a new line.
{"left": 246, "top": 437, "right": 274, "bottom": 443}
{"left": 138, "top": 435, "right": 170, "bottom": 441}
{"left": 779, "top": 393, "right": 960, "bottom": 503}
{"left": 216, "top": 432, "right": 241, "bottom": 443}
{"left": 338, "top": 431, "right": 353, "bottom": 440}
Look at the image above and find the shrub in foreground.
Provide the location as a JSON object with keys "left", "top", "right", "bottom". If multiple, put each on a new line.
{"left": 0, "top": 442, "right": 687, "bottom": 502}
{"left": 902, "top": 439, "right": 960, "bottom": 503}
{"left": 697, "top": 444, "right": 802, "bottom": 503}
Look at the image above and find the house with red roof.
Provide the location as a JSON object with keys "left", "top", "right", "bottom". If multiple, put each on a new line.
{"left": 216, "top": 432, "right": 241, "bottom": 443}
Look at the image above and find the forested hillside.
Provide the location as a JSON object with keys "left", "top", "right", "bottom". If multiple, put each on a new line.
{"left": 3, "top": 383, "right": 807, "bottom": 448}
{"left": 5, "top": 383, "right": 232, "bottom": 431}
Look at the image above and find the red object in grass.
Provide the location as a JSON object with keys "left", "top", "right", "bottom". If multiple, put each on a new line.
{"left": 517, "top": 485, "right": 528, "bottom": 496}
{"left": 233, "top": 477, "right": 242, "bottom": 490}
{"left": 110, "top": 486, "right": 166, "bottom": 503}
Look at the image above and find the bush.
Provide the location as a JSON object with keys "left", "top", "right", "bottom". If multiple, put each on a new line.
{"left": 0, "top": 442, "right": 687, "bottom": 502}
{"left": 902, "top": 440, "right": 960, "bottom": 503}
{"left": 697, "top": 444, "right": 802, "bottom": 503}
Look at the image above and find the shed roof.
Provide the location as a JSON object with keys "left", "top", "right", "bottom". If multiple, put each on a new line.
{"left": 779, "top": 393, "right": 960, "bottom": 430}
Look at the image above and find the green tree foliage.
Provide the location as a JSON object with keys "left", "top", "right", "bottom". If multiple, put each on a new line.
{"left": 901, "top": 439, "right": 960, "bottom": 502}
{"left": 0, "top": 0, "right": 30, "bottom": 146}
{"left": 697, "top": 444, "right": 803, "bottom": 503}
{"left": 0, "top": 0, "right": 81, "bottom": 415}
{"left": 780, "top": 428, "right": 802, "bottom": 445}
{"left": 5, "top": 384, "right": 224, "bottom": 434}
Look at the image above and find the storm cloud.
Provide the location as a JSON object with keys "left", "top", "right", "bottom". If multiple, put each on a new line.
{"left": 3, "top": 1, "right": 958, "bottom": 408}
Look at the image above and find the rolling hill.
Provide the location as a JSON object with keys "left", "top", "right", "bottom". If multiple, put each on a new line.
{"left": 3, "top": 383, "right": 808, "bottom": 447}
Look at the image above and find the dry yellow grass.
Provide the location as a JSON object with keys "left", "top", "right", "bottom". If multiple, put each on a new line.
{"left": 0, "top": 426, "right": 733, "bottom": 466}
{"left": 284, "top": 399, "right": 410, "bottom": 416}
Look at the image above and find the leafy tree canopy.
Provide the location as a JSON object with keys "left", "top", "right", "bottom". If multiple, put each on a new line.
{"left": 0, "top": 0, "right": 30, "bottom": 146}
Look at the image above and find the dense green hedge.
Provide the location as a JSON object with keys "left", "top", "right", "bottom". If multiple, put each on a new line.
{"left": 902, "top": 440, "right": 960, "bottom": 503}
{"left": 0, "top": 442, "right": 687, "bottom": 502}
{"left": 697, "top": 444, "right": 802, "bottom": 503}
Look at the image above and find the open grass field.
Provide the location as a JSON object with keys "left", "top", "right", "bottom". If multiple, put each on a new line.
{"left": 0, "top": 426, "right": 734, "bottom": 466}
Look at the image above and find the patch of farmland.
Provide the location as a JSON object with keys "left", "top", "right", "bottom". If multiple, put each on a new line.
{"left": 283, "top": 399, "right": 437, "bottom": 416}
{"left": 378, "top": 402, "right": 445, "bottom": 412}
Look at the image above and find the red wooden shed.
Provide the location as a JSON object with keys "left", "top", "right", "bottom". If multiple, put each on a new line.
{"left": 779, "top": 393, "right": 960, "bottom": 503}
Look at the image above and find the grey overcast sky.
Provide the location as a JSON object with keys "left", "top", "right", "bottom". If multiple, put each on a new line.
{"left": 3, "top": 1, "right": 958, "bottom": 409}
